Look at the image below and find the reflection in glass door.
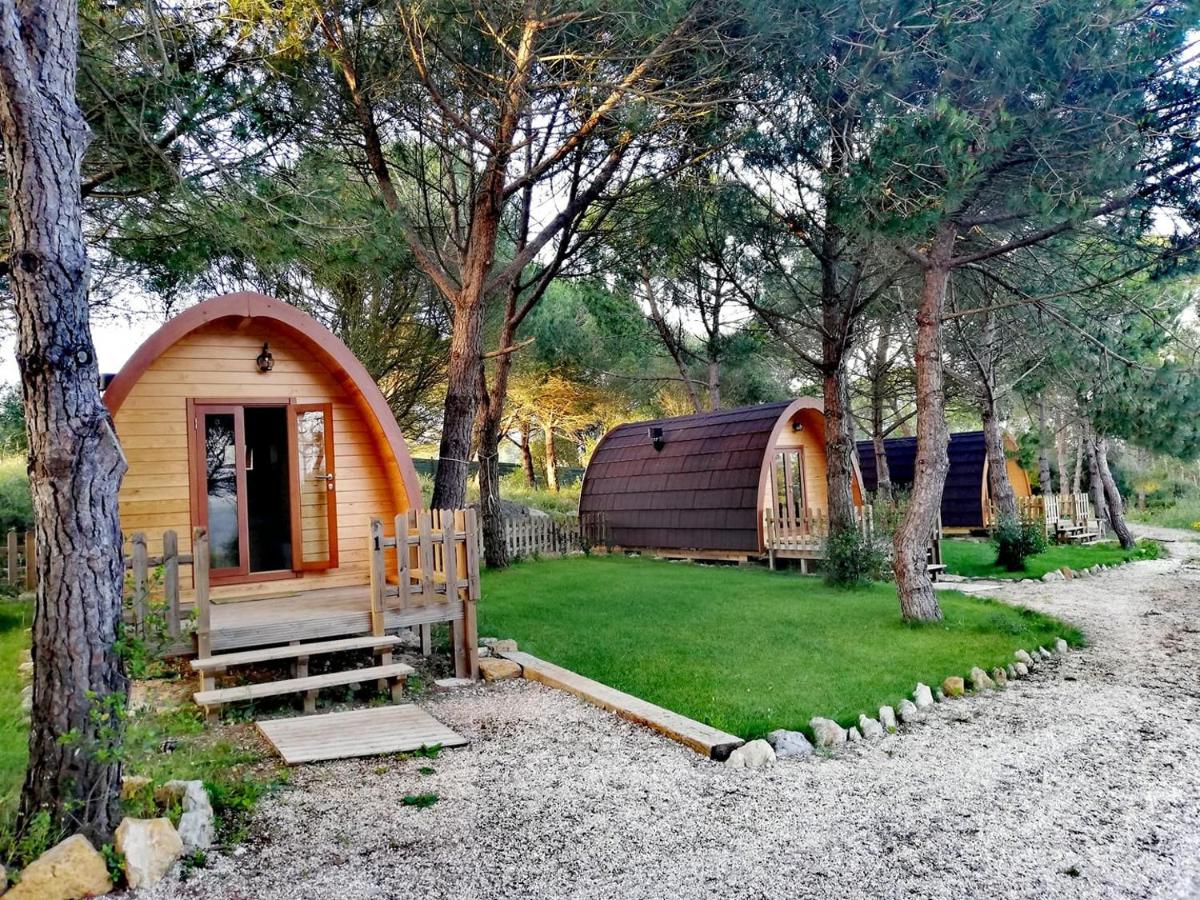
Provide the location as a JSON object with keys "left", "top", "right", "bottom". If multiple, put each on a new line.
{"left": 201, "top": 408, "right": 248, "bottom": 575}
{"left": 290, "top": 403, "right": 338, "bottom": 570}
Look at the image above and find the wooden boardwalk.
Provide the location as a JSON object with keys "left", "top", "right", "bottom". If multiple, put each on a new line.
{"left": 502, "top": 650, "right": 744, "bottom": 761}
{"left": 257, "top": 705, "right": 468, "bottom": 764}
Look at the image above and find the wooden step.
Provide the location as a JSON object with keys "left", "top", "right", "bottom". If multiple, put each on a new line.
{"left": 194, "top": 663, "right": 414, "bottom": 708}
{"left": 191, "top": 635, "right": 402, "bottom": 672}
{"left": 926, "top": 564, "right": 947, "bottom": 572}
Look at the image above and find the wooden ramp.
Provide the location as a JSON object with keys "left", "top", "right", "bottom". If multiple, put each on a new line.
{"left": 257, "top": 705, "right": 468, "bottom": 765}
{"left": 501, "top": 650, "right": 744, "bottom": 761}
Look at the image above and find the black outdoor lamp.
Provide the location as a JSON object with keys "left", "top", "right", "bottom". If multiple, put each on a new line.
{"left": 256, "top": 342, "right": 275, "bottom": 373}
{"left": 649, "top": 426, "right": 665, "bottom": 452}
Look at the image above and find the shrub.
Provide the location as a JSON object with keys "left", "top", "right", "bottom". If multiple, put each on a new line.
{"left": 991, "top": 516, "right": 1048, "bottom": 571}
{"left": 0, "top": 456, "right": 32, "bottom": 533}
{"left": 824, "top": 526, "right": 890, "bottom": 587}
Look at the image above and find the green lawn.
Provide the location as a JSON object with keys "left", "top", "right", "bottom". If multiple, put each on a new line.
{"left": 941, "top": 537, "right": 1159, "bottom": 580}
{"left": 0, "top": 600, "right": 31, "bottom": 818}
{"left": 478, "top": 555, "right": 1079, "bottom": 740}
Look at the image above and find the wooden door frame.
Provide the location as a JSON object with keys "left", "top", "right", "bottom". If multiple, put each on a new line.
{"left": 288, "top": 401, "right": 339, "bottom": 571}
{"left": 769, "top": 447, "right": 808, "bottom": 533}
{"left": 186, "top": 397, "right": 302, "bottom": 586}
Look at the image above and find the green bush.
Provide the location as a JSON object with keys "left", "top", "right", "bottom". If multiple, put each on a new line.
{"left": 824, "top": 526, "right": 890, "bottom": 587}
{"left": 0, "top": 457, "right": 31, "bottom": 533}
{"left": 991, "top": 516, "right": 1048, "bottom": 571}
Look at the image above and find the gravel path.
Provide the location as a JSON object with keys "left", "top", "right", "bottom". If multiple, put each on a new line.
{"left": 146, "top": 528, "right": 1200, "bottom": 900}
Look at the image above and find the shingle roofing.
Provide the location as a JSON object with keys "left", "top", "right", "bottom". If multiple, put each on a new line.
{"left": 580, "top": 400, "right": 810, "bottom": 553}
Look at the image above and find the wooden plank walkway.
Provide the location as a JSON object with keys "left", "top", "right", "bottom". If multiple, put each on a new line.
{"left": 257, "top": 705, "right": 468, "bottom": 765}
{"left": 501, "top": 650, "right": 744, "bottom": 761}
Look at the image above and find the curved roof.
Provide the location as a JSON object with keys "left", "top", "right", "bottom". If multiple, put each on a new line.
{"left": 856, "top": 431, "right": 1023, "bottom": 528}
{"left": 104, "top": 291, "right": 422, "bottom": 506}
{"left": 580, "top": 398, "right": 831, "bottom": 553}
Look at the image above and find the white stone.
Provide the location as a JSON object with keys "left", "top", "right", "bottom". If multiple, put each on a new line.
{"left": 491, "top": 639, "right": 518, "bottom": 654}
{"left": 5, "top": 834, "right": 112, "bottom": 900}
{"left": 178, "top": 807, "right": 215, "bottom": 852}
{"left": 858, "top": 715, "right": 884, "bottom": 740}
{"left": 1055, "top": 638, "right": 1070, "bottom": 654}
{"left": 1014, "top": 649, "right": 1035, "bottom": 666}
{"left": 1015, "top": 661, "right": 1029, "bottom": 676}
{"left": 879, "top": 706, "right": 898, "bottom": 732}
{"left": 725, "top": 739, "right": 775, "bottom": 769}
{"left": 156, "top": 779, "right": 210, "bottom": 815}
{"left": 847, "top": 726, "right": 861, "bottom": 742}
{"left": 897, "top": 699, "right": 920, "bottom": 723}
{"left": 913, "top": 683, "right": 935, "bottom": 710}
{"left": 766, "top": 729, "right": 813, "bottom": 759}
{"left": 1006, "top": 663, "right": 1018, "bottom": 679}
{"left": 115, "top": 817, "right": 183, "bottom": 889}
{"left": 809, "top": 717, "right": 847, "bottom": 748}
{"left": 1038, "top": 646, "right": 1053, "bottom": 660}
{"left": 433, "top": 677, "right": 474, "bottom": 690}
{"left": 477, "top": 645, "right": 492, "bottom": 658}
{"left": 969, "top": 667, "right": 996, "bottom": 691}
{"left": 1041, "top": 570, "right": 1065, "bottom": 582}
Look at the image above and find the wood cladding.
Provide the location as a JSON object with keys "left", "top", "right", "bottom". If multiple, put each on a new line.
{"left": 110, "top": 318, "right": 411, "bottom": 599}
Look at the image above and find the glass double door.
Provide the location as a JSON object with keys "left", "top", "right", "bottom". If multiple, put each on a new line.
{"left": 193, "top": 402, "right": 338, "bottom": 582}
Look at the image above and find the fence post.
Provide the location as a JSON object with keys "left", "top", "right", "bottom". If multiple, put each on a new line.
{"left": 23, "top": 530, "right": 35, "bottom": 590}
{"left": 193, "top": 527, "right": 211, "bottom": 659}
{"left": 131, "top": 532, "right": 148, "bottom": 638}
{"left": 5, "top": 529, "right": 15, "bottom": 587}
{"left": 462, "top": 508, "right": 481, "bottom": 679}
{"left": 369, "top": 518, "right": 386, "bottom": 636}
{"left": 162, "top": 530, "right": 181, "bottom": 639}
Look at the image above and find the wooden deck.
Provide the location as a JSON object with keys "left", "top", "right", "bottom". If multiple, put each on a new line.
{"left": 200, "top": 583, "right": 462, "bottom": 652}
{"left": 257, "top": 705, "right": 468, "bottom": 764}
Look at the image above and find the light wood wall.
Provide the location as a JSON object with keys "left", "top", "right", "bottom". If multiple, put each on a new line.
{"left": 112, "top": 318, "right": 410, "bottom": 599}
{"left": 762, "top": 407, "right": 864, "bottom": 513}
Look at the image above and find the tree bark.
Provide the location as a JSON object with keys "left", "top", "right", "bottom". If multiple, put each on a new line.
{"left": 0, "top": 0, "right": 129, "bottom": 843}
{"left": 1055, "top": 424, "right": 1069, "bottom": 497}
{"left": 1083, "top": 423, "right": 1108, "bottom": 527}
{"left": 518, "top": 420, "right": 536, "bottom": 487}
{"left": 1036, "top": 397, "right": 1053, "bottom": 495}
{"left": 707, "top": 360, "right": 721, "bottom": 412}
{"left": 822, "top": 356, "right": 859, "bottom": 533}
{"left": 870, "top": 330, "right": 893, "bottom": 502}
{"left": 1094, "top": 436, "right": 1134, "bottom": 548}
{"left": 1072, "top": 431, "right": 1084, "bottom": 495}
{"left": 892, "top": 227, "right": 956, "bottom": 623}
{"left": 431, "top": 300, "right": 486, "bottom": 509}
{"left": 544, "top": 429, "right": 560, "bottom": 493}
{"left": 981, "top": 398, "right": 1018, "bottom": 523}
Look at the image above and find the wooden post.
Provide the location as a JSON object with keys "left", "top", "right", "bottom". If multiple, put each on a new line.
{"left": 368, "top": 518, "right": 386, "bottom": 637}
{"left": 461, "top": 508, "right": 480, "bottom": 680}
{"left": 443, "top": 510, "right": 468, "bottom": 678}
{"left": 5, "top": 529, "right": 15, "bottom": 586}
{"left": 23, "top": 530, "right": 34, "bottom": 590}
{"left": 163, "top": 530, "right": 180, "bottom": 639}
{"left": 416, "top": 509, "right": 435, "bottom": 605}
{"left": 394, "top": 512, "right": 412, "bottom": 610}
{"left": 193, "top": 527, "right": 211, "bottom": 660}
{"left": 131, "top": 532, "right": 148, "bottom": 638}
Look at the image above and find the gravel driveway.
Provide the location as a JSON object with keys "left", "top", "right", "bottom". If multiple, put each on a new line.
{"left": 146, "top": 527, "right": 1200, "bottom": 900}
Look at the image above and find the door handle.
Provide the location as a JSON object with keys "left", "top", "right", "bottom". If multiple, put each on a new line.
{"left": 325, "top": 473, "right": 335, "bottom": 491}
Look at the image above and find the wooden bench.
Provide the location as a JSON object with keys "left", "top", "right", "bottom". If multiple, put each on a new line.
{"left": 194, "top": 662, "right": 415, "bottom": 718}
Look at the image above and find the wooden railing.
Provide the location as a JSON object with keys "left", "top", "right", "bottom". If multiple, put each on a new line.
{"left": 762, "top": 505, "right": 878, "bottom": 554}
{"left": 369, "top": 509, "right": 480, "bottom": 680}
{"left": 124, "top": 529, "right": 199, "bottom": 646}
{"left": 1004, "top": 493, "right": 1103, "bottom": 537}
{"left": 4, "top": 528, "right": 34, "bottom": 590}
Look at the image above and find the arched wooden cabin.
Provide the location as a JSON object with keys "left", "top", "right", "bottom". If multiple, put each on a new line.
{"left": 856, "top": 431, "right": 1032, "bottom": 532}
{"left": 579, "top": 399, "right": 864, "bottom": 562}
{"left": 104, "top": 291, "right": 422, "bottom": 598}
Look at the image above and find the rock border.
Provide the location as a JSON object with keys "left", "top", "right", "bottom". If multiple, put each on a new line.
{"left": 938, "top": 558, "right": 1139, "bottom": 585}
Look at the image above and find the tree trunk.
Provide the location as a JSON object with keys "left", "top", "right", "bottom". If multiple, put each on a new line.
{"left": 1072, "top": 431, "right": 1084, "bottom": 495}
{"left": 518, "top": 420, "right": 536, "bottom": 487}
{"left": 1094, "top": 436, "right": 1134, "bottom": 548}
{"left": 431, "top": 300, "right": 485, "bottom": 509}
{"left": 1036, "top": 398, "right": 1053, "bottom": 495}
{"left": 1055, "top": 424, "right": 1069, "bottom": 497}
{"left": 1083, "top": 423, "right": 1108, "bottom": 527}
{"left": 892, "top": 228, "right": 956, "bottom": 623}
{"left": 707, "top": 360, "right": 721, "bottom": 411}
{"left": 870, "top": 330, "right": 893, "bottom": 502}
{"left": 0, "top": 0, "right": 129, "bottom": 843}
{"left": 544, "top": 429, "right": 560, "bottom": 492}
{"left": 822, "top": 356, "right": 859, "bottom": 533}
{"left": 982, "top": 399, "right": 1018, "bottom": 524}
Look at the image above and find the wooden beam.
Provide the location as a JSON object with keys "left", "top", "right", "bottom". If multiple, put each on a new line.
{"left": 501, "top": 650, "right": 743, "bottom": 761}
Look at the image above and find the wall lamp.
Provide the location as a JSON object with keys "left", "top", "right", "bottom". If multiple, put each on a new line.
{"left": 256, "top": 342, "right": 275, "bottom": 373}
{"left": 649, "top": 426, "right": 665, "bottom": 452}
